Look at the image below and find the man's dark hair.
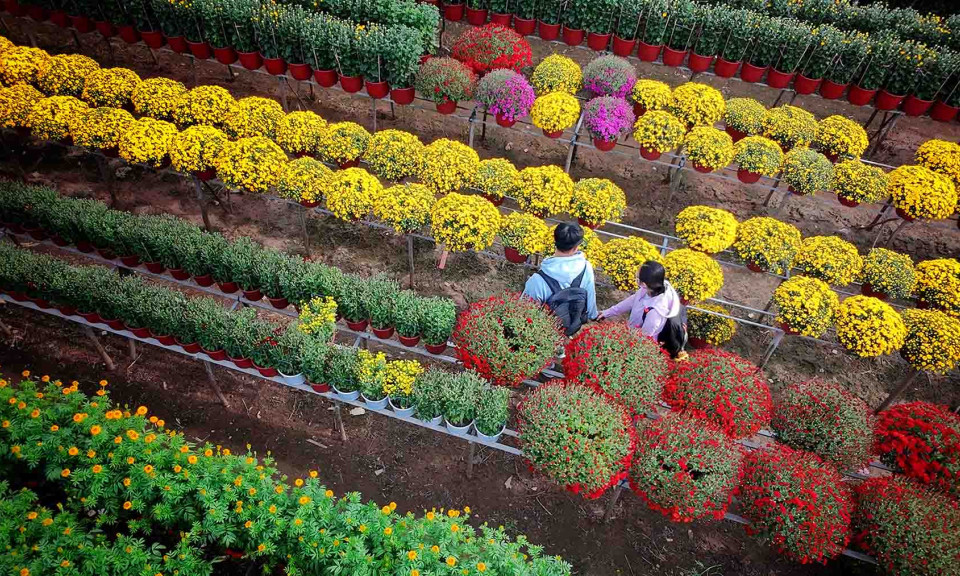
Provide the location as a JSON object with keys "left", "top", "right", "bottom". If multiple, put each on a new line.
{"left": 638, "top": 260, "right": 666, "bottom": 296}
{"left": 554, "top": 222, "right": 584, "bottom": 252}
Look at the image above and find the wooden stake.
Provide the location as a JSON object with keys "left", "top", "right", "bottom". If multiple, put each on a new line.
{"left": 465, "top": 442, "right": 476, "bottom": 479}
{"left": 875, "top": 368, "right": 920, "bottom": 414}
{"left": 127, "top": 339, "right": 137, "bottom": 360}
{"left": 203, "top": 361, "right": 231, "bottom": 408}
{"left": 406, "top": 235, "right": 415, "bottom": 289}
{"left": 333, "top": 401, "right": 348, "bottom": 442}
{"left": 82, "top": 326, "right": 115, "bottom": 371}
{"left": 602, "top": 484, "right": 624, "bottom": 523}
{"left": 437, "top": 248, "right": 450, "bottom": 270}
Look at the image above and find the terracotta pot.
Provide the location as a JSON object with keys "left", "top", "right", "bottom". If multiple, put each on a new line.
{"left": 725, "top": 125, "right": 746, "bottom": 142}
{"left": 26, "top": 4, "right": 45, "bottom": 21}
{"left": 204, "top": 348, "right": 227, "bottom": 361}
{"left": 372, "top": 326, "right": 395, "bottom": 339}
{"left": 187, "top": 40, "right": 212, "bottom": 60}
{"left": 692, "top": 163, "right": 713, "bottom": 173}
{"left": 930, "top": 100, "right": 959, "bottom": 122}
{"left": 288, "top": 62, "right": 312, "bottom": 81}
{"left": 543, "top": 129, "right": 563, "bottom": 138}
{"left": 737, "top": 169, "right": 761, "bottom": 184}
{"left": 766, "top": 68, "right": 794, "bottom": 89}
{"left": 740, "top": 62, "right": 766, "bottom": 83}
{"left": 69, "top": 15, "right": 93, "bottom": 33}
{"left": 310, "top": 382, "right": 331, "bottom": 393}
{"left": 256, "top": 364, "right": 279, "bottom": 377}
{"left": 144, "top": 261, "right": 165, "bottom": 274}
{"left": 119, "top": 255, "right": 141, "bottom": 268}
{"left": 837, "top": 195, "right": 860, "bottom": 207}
{"left": 213, "top": 46, "right": 237, "bottom": 65}
{"left": 230, "top": 356, "right": 254, "bottom": 369}
{"left": 714, "top": 57, "right": 739, "bottom": 78}
{"left": 141, "top": 30, "right": 165, "bottom": 49}
{"left": 779, "top": 323, "right": 799, "bottom": 336}
{"left": 299, "top": 198, "right": 320, "bottom": 207}
{"left": 96, "top": 247, "right": 116, "bottom": 260}
{"left": 504, "top": 247, "right": 529, "bottom": 264}
{"left": 390, "top": 86, "right": 415, "bottom": 105}
{"left": 466, "top": 7, "right": 487, "bottom": 25}
{"left": 687, "top": 53, "right": 714, "bottom": 73}
{"left": 268, "top": 296, "right": 289, "bottom": 309}
{"left": 177, "top": 339, "right": 202, "bottom": 353}
{"left": 237, "top": 51, "right": 262, "bottom": 70}
{"left": 167, "top": 36, "right": 188, "bottom": 53}
{"left": 30, "top": 297, "right": 52, "bottom": 310}
{"left": 345, "top": 318, "right": 369, "bottom": 332}
{"left": 443, "top": 2, "right": 464, "bottom": 21}
{"left": 436, "top": 100, "right": 457, "bottom": 114}
{"left": 793, "top": 74, "right": 821, "bottom": 95}
{"left": 169, "top": 268, "right": 191, "bottom": 280}
{"left": 513, "top": 16, "right": 535, "bottom": 36}
{"left": 8, "top": 291, "right": 28, "bottom": 302}
{"left": 340, "top": 74, "right": 363, "bottom": 93}
{"left": 611, "top": 36, "right": 637, "bottom": 57}
{"left": 847, "top": 85, "right": 877, "bottom": 106}
{"left": 639, "top": 147, "right": 661, "bottom": 161}
{"left": 637, "top": 42, "right": 662, "bottom": 62}
{"left": 425, "top": 342, "right": 448, "bottom": 355}
{"left": 593, "top": 137, "right": 616, "bottom": 151}
{"left": 263, "top": 56, "right": 287, "bottom": 76}
{"left": 94, "top": 20, "right": 115, "bottom": 38}
{"left": 586, "top": 32, "right": 610, "bottom": 51}
{"left": 242, "top": 288, "right": 263, "bottom": 301}
{"left": 490, "top": 12, "right": 511, "bottom": 26}
{"left": 50, "top": 9, "right": 68, "bottom": 27}
{"left": 902, "top": 94, "right": 933, "bottom": 117}
{"left": 365, "top": 80, "right": 389, "bottom": 99}
{"left": 25, "top": 226, "right": 46, "bottom": 240}
{"left": 661, "top": 47, "right": 687, "bottom": 67}
{"left": 398, "top": 334, "right": 421, "bottom": 347}
{"left": 538, "top": 21, "right": 560, "bottom": 41}
{"left": 217, "top": 281, "right": 239, "bottom": 294}
{"left": 313, "top": 68, "right": 337, "bottom": 87}
{"left": 52, "top": 235, "right": 68, "bottom": 247}
{"left": 193, "top": 168, "right": 216, "bottom": 182}
{"left": 819, "top": 79, "right": 847, "bottom": 99}
{"left": 495, "top": 113, "right": 516, "bottom": 127}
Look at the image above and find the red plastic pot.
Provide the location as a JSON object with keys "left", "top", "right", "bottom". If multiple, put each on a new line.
{"left": 838, "top": 195, "right": 860, "bottom": 207}
{"left": 766, "top": 68, "right": 794, "bottom": 89}
{"left": 586, "top": 32, "right": 610, "bottom": 51}
{"left": 4, "top": 0, "right": 23, "bottom": 16}
{"left": 204, "top": 348, "right": 227, "bottom": 361}
{"left": 466, "top": 7, "right": 487, "bottom": 25}
{"left": 780, "top": 323, "right": 800, "bottom": 336}
{"left": 118, "top": 25, "right": 140, "bottom": 44}
{"left": 737, "top": 169, "right": 761, "bottom": 184}
{"left": 390, "top": 86, "right": 415, "bottom": 105}
{"left": 443, "top": 2, "right": 464, "bottom": 21}
{"left": 242, "top": 288, "right": 263, "bottom": 301}
{"left": 25, "top": 226, "right": 46, "bottom": 240}
{"left": 365, "top": 80, "right": 389, "bottom": 99}
{"left": 256, "top": 364, "right": 279, "bottom": 377}
{"left": 576, "top": 218, "right": 600, "bottom": 230}
{"left": 268, "top": 297, "right": 289, "bottom": 309}
{"left": 398, "top": 334, "right": 421, "bottom": 347}
{"left": 141, "top": 30, "right": 165, "bottom": 49}
{"left": 425, "top": 342, "right": 448, "bottom": 355}
{"left": 345, "top": 318, "right": 369, "bottom": 332}
{"left": 288, "top": 62, "right": 312, "bottom": 81}
{"left": 793, "top": 74, "right": 821, "bottom": 95}
{"left": 538, "top": 21, "right": 560, "bottom": 41}
{"left": 79, "top": 311, "right": 102, "bottom": 324}
{"left": 76, "top": 241, "right": 94, "bottom": 253}
{"left": 340, "top": 75, "right": 363, "bottom": 93}
{"left": 26, "top": 4, "right": 45, "bottom": 20}
{"left": 213, "top": 46, "right": 238, "bottom": 65}
{"left": 490, "top": 12, "right": 511, "bottom": 26}
{"left": 372, "top": 326, "right": 395, "bottom": 339}
{"left": 177, "top": 339, "right": 202, "bottom": 354}
{"left": 513, "top": 16, "right": 535, "bottom": 36}
{"left": 167, "top": 36, "right": 188, "bottom": 53}
{"left": 637, "top": 42, "right": 662, "bottom": 62}
{"left": 154, "top": 334, "right": 177, "bottom": 346}
{"left": 186, "top": 40, "right": 212, "bottom": 60}
{"left": 495, "top": 113, "right": 516, "bottom": 127}
{"left": 119, "top": 255, "right": 141, "bottom": 268}
{"left": 593, "top": 137, "right": 616, "bottom": 151}
{"left": 692, "top": 164, "right": 713, "bottom": 173}
{"left": 688, "top": 337, "right": 709, "bottom": 350}
{"left": 299, "top": 198, "right": 320, "bottom": 207}
{"left": 819, "top": 79, "right": 847, "bottom": 99}
{"left": 169, "top": 268, "right": 190, "bottom": 280}
{"left": 96, "top": 247, "right": 116, "bottom": 260}
{"left": 746, "top": 262, "right": 765, "bottom": 273}
{"left": 69, "top": 15, "right": 93, "bottom": 33}
{"left": 847, "top": 85, "right": 877, "bottom": 106}
{"left": 611, "top": 36, "right": 636, "bottom": 57}
{"left": 661, "top": 47, "right": 687, "bottom": 67}
{"left": 436, "top": 100, "right": 457, "bottom": 114}
{"left": 263, "top": 56, "right": 287, "bottom": 76}
{"left": 902, "top": 94, "right": 933, "bottom": 117}
{"left": 50, "top": 9, "right": 68, "bottom": 27}
{"left": 193, "top": 168, "right": 216, "bottom": 182}
{"left": 895, "top": 208, "right": 915, "bottom": 222}
{"left": 217, "top": 281, "right": 239, "bottom": 294}
{"left": 725, "top": 125, "right": 746, "bottom": 142}
{"left": 543, "top": 129, "right": 563, "bottom": 138}
{"left": 94, "top": 20, "right": 115, "bottom": 38}
{"left": 56, "top": 305, "right": 77, "bottom": 317}
{"left": 875, "top": 89, "right": 904, "bottom": 111}
{"left": 930, "top": 100, "right": 959, "bottom": 122}
{"left": 639, "top": 147, "right": 661, "bottom": 161}
{"left": 238, "top": 51, "right": 262, "bottom": 70}
{"left": 144, "top": 261, "right": 165, "bottom": 274}
{"left": 313, "top": 68, "right": 337, "bottom": 87}
{"left": 504, "top": 247, "right": 529, "bottom": 264}
{"left": 52, "top": 235, "right": 68, "bottom": 247}
{"left": 740, "top": 62, "right": 766, "bottom": 83}
{"left": 633, "top": 102, "right": 646, "bottom": 117}
{"left": 687, "top": 53, "right": 714, "bottom": 73}
{"left": 230, "top": 356, "right": 254, "bottom": 369}
{"left": 860, "top": 283, "right": 888, "bottom": 301}
{"left": 714, "top": 57, "right": 739, "bottom": 78}
{"left": 310, "top": 382, "right": 331, "bottom": 393}
{"left": 129, "top": 326, "right": 151, "bottom": 338}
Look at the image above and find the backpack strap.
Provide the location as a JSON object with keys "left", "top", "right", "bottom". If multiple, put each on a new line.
{"left": 571, "top": 265, "right": 586, "bottom": 288}
{"left": 536, "top": 270, "right": 563, "bottom": 296}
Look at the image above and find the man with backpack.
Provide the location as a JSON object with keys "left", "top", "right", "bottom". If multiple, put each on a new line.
{"left": 522, "top": 223, "right": 598, "bottom": 336}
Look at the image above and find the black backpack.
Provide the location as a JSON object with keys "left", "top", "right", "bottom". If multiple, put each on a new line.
{"left": 642, "top": 304, "right": 689, "bottom": 359}
{"left": 537, "top": 267, "right": 589, "bottom": 336}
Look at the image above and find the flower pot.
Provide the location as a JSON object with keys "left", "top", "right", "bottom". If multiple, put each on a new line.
{"left": 793, "top": 74, "right": 821, "bottom": 95}
{"left": 560, "top": 25, "right": 583, "bottom": 46}
{"left": 333, "top": 384, "right": 360, "bottom": 401}
{"left": 662, "top": 47, "right": 687, "bottom": 67}
{"left": 144, "top": 261, "right": 165, "bottom": 274}
{"left": 309, "top": 381, "right": 331, "bottom": 393}
{"left": 543, "top": 129, "right": 563, "bottom": 138}
{"left": 203, "top": 347, "right": 227, "bottom": 361}
{"left": 930, "top": 100, "right": 959, "bottom": 122}
{"left": 361, "top": 393, "right": 388, "bottom": 410}
{"left": 687, "top": 53, "right": 714, "bottom": 73}
{"left": 217, "top": 281, "right": 239, "bottom": 294}
{"left": 213, "top": 46, "right": 238, "bottom": 65}
{"left": 338, "top": 158, "right": 360, "bottom": 169}
{"left": 692, "top": 163, "right": 713, "bottom": 173}
{"left": 725, "top": 125, "right": 746, "bottom": 142}
{"left": 310, "top": 68, "right": 337, "bottom": 87}
{"left": 688, "top": 336, "right": 709, "bottom": 349}
{"left": 340, "top": 74, "right": 363, "bottom": 93}
{"left": 482, "top": 194, "right": 504, "bottom": 206}
{"left": 141, "top": 30, "right": 165, "bottom": 49}
{"left": 837, "top": 195, "right": 860, "bottom": 208}
{"left": 79, "top": 311, "right": 102, "bottom": 324}
{"left": 637, "top": 42, "right": 662, "bottom": 62}
{"left": 586, "top": 32, "right": 610, "bottom": 52}
{"left": 577, "top": 218, "right": 600, "bottom": 229}
{"left": 4, "top": 0, "right": 23, "bottom": 16}
{"left": 847, "top": 84, "right": 876, "bottom": 106}
{"left": 901, "top": 94, "right": 933, "bottom": 117}
{"left": 155, "top": 334, "right": 177, "bottom": 346}
{"left": 25, "top": 226, "right": 47, "bottom": 240}
{"left": 119, "top": 255, "right": 141, "bottom": 267}
{"left": 186, "top": 40, "right": 212, "bottom": 60}
{"left": 279, "top": 372, "right": 305, "bottom": 386}
{"left": 193, "top": 273, "right": 214, "bottom": 287}
{"left": 495, "top": 113, "right": 516, "bottom": 127}
{"left": 779, "top": 323, "right": 800, "bottom": 336}
{"left": 30, "top": 297, "right": 52, "bottom": 310}
{"left": 26, "top": 4, "right": 45, "bottom": 20}
{"left": 268, "top": 296, "right": 289, "bottom": 309}
{"left": 398, "top": 334, "right": 421, "bottom": 347}
{"left": 766, "top": 68, "right": 795, "bottom": 89}
{"left": 242, "top": 288, "right": 263, "bottom": 301}
{"left": 746, "top": 261, "right": 765, "bottom": 273}
{"left": 445, "top": 418, "right": 473, "bottom": 437}
{"left": 593, "top": 137, "right": 616, "bottom": 151}
{"left": 390, "top": 86, "right": 415, "bottom": 105}
{"left": 372, "top": 326, "right": 395, "bottom": 339}
{"left": 129, "top": 326, "right": 151, "bottom": 338}
{"left": 176, "top": 339, "right": 202, "bottom": 354}
{"left": 69, "top": 15, "right": 93, "bottom": 33}
{"left": 365, "top": 80, "right": 389, "bottom": 99}
{"left": 474, "top": 423, "right": 505, "bottom": 443}
{"left": 288, "top": 62, "right": 312, "bottom": 81}
{"left": 875, "top": 89, "right": 905, "bottom": 111}
{"left": 169, "top": 268, "right": 191, "bottom": 280}
{"left": 263, "top": 56, "right": 287, "bottom": 76}
{"left": 895, "top": 208, "right": 915, "bottom": 222}
{"left": 193, "top": 168, "right": 216, "bottom": 182}
{"left": 94, "top": 20, "right": 114, "bottom": 38}
{"left": 737, "top": 168, "right": 762, "bottom": 184}
{"left": 466, "top": 7, "right": 487, "bottom": 25}
{"left": 436, "top": 100, "right": 457, "bottom": 114}
{"left": 345, "top": 318, "right": 369, "bottom": 332}
{"left": 8, "top": 291, "right": 29, "bottom": 302}
{"left": 255, "top": 364, "right": 279, "bottom": 378}
{"left": 238, "top": 51, "right": 262, "bottom": 70}
{"left": 76, "top": 241, "right": 94, "bottom": 253}
{"left": 425, "top": 342, "right": 448, "bottom": 355}
{"left": 639, "top": 147, "right": 662, "bottom": 161}
{"left": 504, "top": 246, "right": 529, "bottom": 264}
{"left": 299, "top": 198, "right": 320, "bottom": 207}
{"left": 538, "top": 21, "right": 560, "bottom": 41}
{"left": 230, "top": 356, "right": 254, "bottom": 369}
{"left": 740, "top": 62, "right": 766, "bottom": 83}
{"left": 632, "top": 102, "right": 646, "bottom": 117}
{"left": 819, "top": 79, "right": 847, "bottom": 100}
{"left": 56, "top": 305, "right": 77, "bottom": 317}
{"left": 167, "top": 35, "right": 187, "bottom": 53}
{"left": 490, "top": 12, "right": 511, "bottom": 26}
{"left": 860, "top": 283, "right": 889, "bottom": 301}
{"left": 443, "top": 2, "right": 464, "bottom": 21}
{"left": 513, "top": 16, "right": 535, "bottom": 36}
{"left": 96, "top": 247, "right": 116, "bottom": 260}
{"left": 389, "top": 397, "right": 415, "bottom": 417}
{"left": 714, "top": 58, "right": 739, "bottom": 78}
{"left": 612, "top": 36, "right": 637, "bottom": 57}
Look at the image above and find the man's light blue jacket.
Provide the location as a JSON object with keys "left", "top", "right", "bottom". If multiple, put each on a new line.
{"left": 522, "top": 252, "right": 599, "bottom": 320}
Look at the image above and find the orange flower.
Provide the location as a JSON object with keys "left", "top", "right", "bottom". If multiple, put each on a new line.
{"left": 123, "top": 501, "right": 132, "bottom": 510}
{"left": 60, "top": 468, "right": 70, "bottom": 477}
{"left": 92, "top": 465, "right": 103, "bottom": 473}
{"left": 90, "top": 425, "right": 101, "bottom": 435}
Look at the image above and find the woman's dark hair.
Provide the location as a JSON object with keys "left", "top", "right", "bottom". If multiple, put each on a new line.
{"left": 554, "top": 222, "right": 584, "bottom": 252}
{"left": 638, "top": 260, "right": 666, "bottom": 296}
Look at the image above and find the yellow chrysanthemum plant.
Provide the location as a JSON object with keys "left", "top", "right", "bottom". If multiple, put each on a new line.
{"left": 0, "top": 46, "right": 49, "bottom": 86}
{"left": 383, "top": 359, "right": 424, "bottom": 410}
{"left": 782, "top": 147, "right": 834, "bottom": 196}
{"left": 813, "top": 115, "right": 869, "bottom": 160}
{"left": 887, "top": 165, "right": 958, "bottom": 221}
{"left": 275, "top": 111, "right": 327, "bottom": 157}
{"left": 914, "top": 258, "right": 960, "bottom": 317}
{"left": 833, "top": 160, "right": 889, "bottom": 207}
{"left": 684, "top": 127, "right": 734, "bottom": 173}
{"left": 81, "top": 67, "right": 141, "bottom": 108}
{"left": 0, "top": 83, "right": 42, "bottom": 129}
{"left": 530, "top": 54, "right": 582, "bottom": 96}
{"left": 663, "top": 248, "right": 724, "bottom": 304}
{"left": 420, "top": 138, "right": 480, "bottom": 194}
{"left": 668, "top": 82, "right": 725, "bottom": 128}
{"left": 629, "top": 79, "right": 672, "bottom": 115}
{"left": 569, "top": 178, "right": 626, "bottom": 228}
{"left": 172, "top": 85, "right": 238, "bottom": 129}
{"left": 761, "top": 105, "right": 816, "bottom": 151}
{"left": 26, "top": 95, "right": 88, "bottom": 142}
{"left": 323, "top": 167, "right": 384, "bottom": 222}
{"left": 297, "top": 296, "right": 338, "bottom": 342}
{"left": 0, "top": 35, "right": 12, "bottom": 55}
{"left": 363, "top": 129, "right": 425, "bottom": 182}
{"left": 835, "top": 296, "right": 907, "bottom": 358}
{"left": 794, "top": 236, "right": 864, "bottom": 287}
{"left": 215, "top": 136, "right": 288, "bottom": 194}
{"left": 499, "top": 212, "right": 551, "bottom": 262}
{"left": 373, "top": 183, "right": 435, "bottom": 234}
{"left": 168, "top": 125, "right": 229, "bottom": 180}
{"left": 773, "top": 276, "right": 839, "bottom": 337}
{"left": 600, "top": 237, "right": 663, "bottom": 291}
{"left": 675, "top": 205, "right": 739, "bottom": 254}
{"left": 733, "top": 216, "right": 802, "bottom": 275}
{"left": 899, "top": 309, "right": 960, "bottom": 374}
{"left": 130, "top": 77, "right": 187, "bottom": 122}
{"left": 580, "top": 227, "right": 605, "bottom": 267}
{"left": 36, "top": 54, "right": 99, "bottom": 97}
{"left": 222, "top": 96, "right": 285, "bottom": 140}
{"left": 430, "top": 193, "right": 501, "bottom": 256}
{"left": 687, "top": 303, "right": 737, "bottom": 348}
{"left": 276, "top": 157, "right": 333, "bottom": 206}
{"left": 316, "top": 121, "right": 371, "bottom": 168}
{"left": 914, "top": 139, "right": 960, "bottom": 185}
{"left": 723, "top": 97, "right": 766, "bottom": 140}
{"left": 632, "top": 110, "right": 686, "bottom": 159}
{"left": 119, "top": 117, "right": 179, "bottom": 168}
{"left": 859, "top": 248, "right": 916, "bottom": 301}
{"left": 474, "top": 158, "right": 520, "bottom": 205}
{"left": 733, "top": 136, "right": 783, "bottom": 182}
{"left": 516, "top": 165, "right": 573, "bottom": 217}
{"left": 530, "top": 91, "right": 580, "bottom": 137}
{"left": 70, "top": 106, "right": 135, "bottom": 155}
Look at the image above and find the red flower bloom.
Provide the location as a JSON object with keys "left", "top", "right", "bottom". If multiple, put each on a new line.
{"left": 874, "top": 401, "right": 959, "bottom": 498}
{"left": 450, "top": 24, "right": 533, "bottom": 75}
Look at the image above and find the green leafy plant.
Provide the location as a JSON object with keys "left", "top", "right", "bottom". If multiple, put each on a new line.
{"left": 365, "top": 275, "right": 399, "bottom": 330}
{"left": 393, "top": 290, "right": 421, "bottom": 338}
{"left": 475, "top": 386, "right": 510, "bottom": 436}
{"left": 665, "top": 0, "right": 700, "bottom": 51}
{"left": 420, "top": 297, "right": 457, "bottom": 346}
{"left": 441, "top": 371, "right": 484, "bottom": 426}
{"left": 412, "top": 367, "right": 447, "bottom": 421}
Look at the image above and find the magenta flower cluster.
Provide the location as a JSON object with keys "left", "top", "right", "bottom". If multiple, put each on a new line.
{"left": 583, "top": 55, "right": 637, "bottom": 99}
{"left": 476, "top": 69, "right": 536, "bottom": 122}
{"left": 584, "top": 96, "right": 635, "bottom": 142}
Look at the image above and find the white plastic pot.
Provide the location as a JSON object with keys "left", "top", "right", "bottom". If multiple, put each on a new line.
{"left": 362, "top": 394, "right": 388, "bottom": 410}
{"left": 278, "top": 372, "right": 306, "bottom": 386}
{"left": 389, "top": 397, "right": 415, "bottom": 417}
{"left": 445, "top": 418, "right": 473, "bottom": 437}
{"left": 474, "top": 423, "right": 506, "bottom": 443}
{"left": 333, "top": 384, "right": 360, "bottom": 402}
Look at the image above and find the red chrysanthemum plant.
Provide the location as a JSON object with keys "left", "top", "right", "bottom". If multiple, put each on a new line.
{"left": 452, "top": 294, "right": 562, "bottom": 387}
{"left": 663, "top": 348, "right": 772, "bottom": 439}
{"left": 451, "top": 23, "right": 533, "bottom": 75}
{"left": 517, "top": 380, "right": 637, "bottom": 499}
{"left": 629, "top": 413, "right": 743, "bottom": 522}
{"left": 874, "top": 401, "right": 960, "bottom": 498}
{"left": 736, "top": 445, "right": 853, "bottom": 564}
{"left": 562, "top": 322, "right": 667, "bottom": 416}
